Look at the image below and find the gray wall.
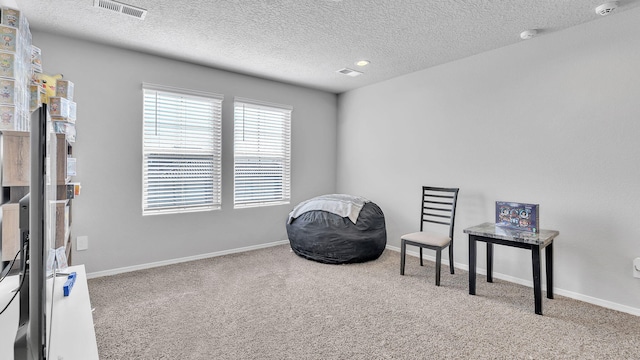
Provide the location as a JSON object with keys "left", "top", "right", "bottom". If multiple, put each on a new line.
{"left": 32, "top": 31, "right": 338, "bottom": 274}
{"left": 336, "top": 8, "right": 640, "bottom": 312}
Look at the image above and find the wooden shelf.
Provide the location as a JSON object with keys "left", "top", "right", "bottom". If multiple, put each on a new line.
{"left": 1, "top": 203, "right": 19, "bottom": 262}
{"left": 1, "top": 131, "right": 30, "bottom": 187}
{"left": 56, "top": 133, "right": 70, "bottom": 185}
{"left": 54, "top": 200, "right": 69, "bottom": 249}
{"left": 0, "top": 131, "right": 74, "bottom": 266}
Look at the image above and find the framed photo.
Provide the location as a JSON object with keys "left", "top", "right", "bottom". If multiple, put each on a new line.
{"left": 495, "top": 201, "right": 539, "bottom": 233}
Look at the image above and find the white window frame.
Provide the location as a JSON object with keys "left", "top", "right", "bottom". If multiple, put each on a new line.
{"left": 142, "top": 83, "right": 223, "bottom": 215}
{"left": 233, "top": 97, "right": 292, "bottom": 209}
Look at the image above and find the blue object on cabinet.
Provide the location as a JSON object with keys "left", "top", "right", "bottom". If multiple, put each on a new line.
{"left": 63, "top": 272, "right": 77, "bottom": 297}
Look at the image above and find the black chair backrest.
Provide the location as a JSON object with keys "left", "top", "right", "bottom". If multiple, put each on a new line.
{"left": 420, "top": 186, "right": 460, "bottom": 240}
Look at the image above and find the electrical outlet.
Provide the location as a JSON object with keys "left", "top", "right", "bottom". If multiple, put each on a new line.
{"left": 634, "top": 258, "right": 640, "bottom": 279}
{"left": 77, "top": 236, "right": 89, "bottom": 251}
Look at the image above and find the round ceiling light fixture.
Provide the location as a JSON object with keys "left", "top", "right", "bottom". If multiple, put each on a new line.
{"left": 355, "top": 60, "right": 370, "bottom": 67}
{"left": 520, "top": 29, "right": 538, "bottom": 40}
{"left": 595, "top": 1, "right": 618, "bottom": 16}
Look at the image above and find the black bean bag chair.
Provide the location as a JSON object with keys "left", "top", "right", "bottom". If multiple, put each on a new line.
{"left": 286, "top": 196, "right": 386, "bottom": 264}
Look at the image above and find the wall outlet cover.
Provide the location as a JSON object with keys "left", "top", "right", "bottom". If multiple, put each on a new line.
{"left": 77, "top": 236, "right": 89, "bottom": 251}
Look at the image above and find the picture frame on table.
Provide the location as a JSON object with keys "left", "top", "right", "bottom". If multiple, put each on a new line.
{"left": 495, "top": 201, "right": 539, "bottom": 233}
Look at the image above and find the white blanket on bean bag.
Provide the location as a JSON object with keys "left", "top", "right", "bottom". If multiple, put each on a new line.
{"left": 288, "top": 194, "right": 370, "bottom": 224}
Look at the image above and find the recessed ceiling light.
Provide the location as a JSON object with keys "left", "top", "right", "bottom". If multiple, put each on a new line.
{"left": 355, "top": 60, "right": 370, "bottom": 67}
{"left": 520, "top": 29, "right": 538, "bottom": 40}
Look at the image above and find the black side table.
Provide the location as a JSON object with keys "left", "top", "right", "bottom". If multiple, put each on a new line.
{"left": 464, "top": 222, "right": 559, "bottom": 315}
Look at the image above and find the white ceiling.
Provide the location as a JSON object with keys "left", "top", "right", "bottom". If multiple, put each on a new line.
{"left": 17, "top": 0, "right": 640, "bottom": 94}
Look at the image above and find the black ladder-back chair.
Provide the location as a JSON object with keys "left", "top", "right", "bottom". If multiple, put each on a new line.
{"left": 400, "top": 186, "right": 460, "bottom": 286}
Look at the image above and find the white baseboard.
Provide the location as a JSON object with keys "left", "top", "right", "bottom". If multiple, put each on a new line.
{"left": 386, "top": 245, "right": 640, "bottom": 316}
{"left": 87, "top": 240, "right": 290, "bottom": 279}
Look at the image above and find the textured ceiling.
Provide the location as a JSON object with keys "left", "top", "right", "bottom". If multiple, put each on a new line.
{"left": 16, "top": 0, "right": 640, "bottom": 93}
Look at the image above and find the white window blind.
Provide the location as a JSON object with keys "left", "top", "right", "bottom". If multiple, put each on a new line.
{"left": 234, "top": 98, "right": 292, "bottom": 208}
{"left": 142, "top": 83, "right": 223, "bottom": 215}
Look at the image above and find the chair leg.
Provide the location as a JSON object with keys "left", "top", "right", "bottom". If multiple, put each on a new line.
{"left": 419, "top": 247, "right": 424, "bottom": 266}
{"left": 435, "top": 249, "right": 442, "bottom": 286}
{"left": 400, "top": 240, "right": 406, "bottom": 275}
{"left": 449, "top": 243, "right": 455, "bottom": 274}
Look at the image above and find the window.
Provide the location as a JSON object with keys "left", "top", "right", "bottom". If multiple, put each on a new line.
{"left": 234, "top": 98, "right": 292, "bottom": 208}
{"left": 142, "top": 83, "right": 223, "bottom": 215}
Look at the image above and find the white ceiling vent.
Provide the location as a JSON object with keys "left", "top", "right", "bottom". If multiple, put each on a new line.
{"left": 94, "top": 0, "right": 147, "bottom": 20}
{"left": 337, "top": 68, "right": 363, "bottom": 77}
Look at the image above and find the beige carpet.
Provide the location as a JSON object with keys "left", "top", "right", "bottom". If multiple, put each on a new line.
{"left": 88, "top": 245, "right": 640, "bottom": 359}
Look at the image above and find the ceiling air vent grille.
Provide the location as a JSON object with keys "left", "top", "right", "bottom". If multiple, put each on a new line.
{"left": 337, "top": 68, "right": 363, "bottom": 77}
{"left": 94, "top": 0, "right": 147, "bottom": 20}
